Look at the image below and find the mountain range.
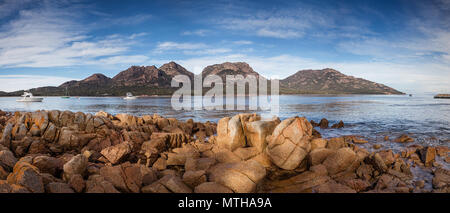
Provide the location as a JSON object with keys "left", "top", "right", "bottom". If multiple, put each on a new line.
{"left": 3, "top": 62, "right": 404, "bottom": 96}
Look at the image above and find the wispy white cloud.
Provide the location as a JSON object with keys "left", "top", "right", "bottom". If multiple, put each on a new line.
{"left": 0, "top": 1, "right": 150, "bottom": 68}
{"left": 0, "top": 75, "right": 77, "bottom": 92}
{"left": 233, "top": 40, "right": 253, "bottom": 45}
{"left": 154, "top": 42, "right": 232, "bottom": 56}
{"left": 149, "top": 53, "right": 450, "bottom": 93}
{"left": 0, "top": 0, "right": 34, "bottom": 19}
{"left": 256, "top": 29, "right": 302, "bottom": 39}
{"left": 217, "top": 6, "right": 339, "bottom": 39}
{"left": 181, "top": 29, "right": 210, "bottom": 36}
{"left": 129, "top": 32, "right": 149, "bottom": 39}
{"left": 183, "top": 48, "right": 231, "bottom": 55}
{"left": 155, "top": 42, "right": 208, "bottom": 52}
{"left": 337, "top": 11, "right": 450, "bottom": 66}
{"left": 96, "top": 55, "right": 149, "bottom": 65}
{"left": 104, "top": 14, "right": 152, "bottom": 26}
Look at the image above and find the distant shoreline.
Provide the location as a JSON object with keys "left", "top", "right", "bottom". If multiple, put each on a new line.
{"left": 0, "top": 93, "right": 409, "bottom": 98}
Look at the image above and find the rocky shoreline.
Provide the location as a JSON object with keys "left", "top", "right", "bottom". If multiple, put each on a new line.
{"left": 0, "top": 110, "right": 448, "bottom": 193}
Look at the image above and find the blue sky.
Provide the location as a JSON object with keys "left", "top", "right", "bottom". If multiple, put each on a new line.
{"left": 0, "top": 0, "right": 449, "bottom": 93}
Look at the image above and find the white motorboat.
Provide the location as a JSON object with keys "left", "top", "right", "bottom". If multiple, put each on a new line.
{"left": 16, "top": 92, "right": 43, "bottom": 102}
{"left": 123, "top": 92, "right": 137, "bottom": 100}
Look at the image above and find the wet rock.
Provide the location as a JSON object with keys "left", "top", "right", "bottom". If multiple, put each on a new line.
{"left": 318, "top": 118, "right": 329, "bottom": 129}
{"left": 374, "top": 174, "right": 403, "bottom": 191}
{"left": 415, "top": 180, "right": 425, "bottom": 189}
{"left": 373, "top": 144, "right": 382, "bottom": 149}
{"left": 435, "top": 146, "right": 449, "bottom": 157}
{"left": 350, "top": 136, "right": 368, "bottom": 144}
{"left": 392, "top": 158, "right": 412, "bottom": 176}
{"left": 310, "top": 120, "right": 319, "bottom": 127}
{"left": 7, "top": 161, "right": 44, "bottom": 193}
{"left": 432, "top": 168, "right": 450, "bottom": 189}
{"left": 401, "top": 147, "right": 419, "bottom": 158}
{"left": 419, "top": 147, "right": 436, "bottom": 167}
{"left": 394, "top": 134, "right": 414, "bottom": 143}
{"left": 266, "top": 117, "right": 312, "bottom": 170}
{"left": 377, "top": 150, "right": 395, "bottom": 167}
{"left": 365, "top": 153, "right": 388, "bottom": 173}
{"left": 100, "top": 142, "right": 131, "bottom": 164}
{"left": 331, "top": 121, "right": 344, "bottom": 129}
{"left": 312, "top": 129, "right": 322, "bottom": 138}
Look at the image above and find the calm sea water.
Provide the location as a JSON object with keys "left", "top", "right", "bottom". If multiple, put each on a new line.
{"left": 1, "top": 94, "right": 449, "bottom": 151}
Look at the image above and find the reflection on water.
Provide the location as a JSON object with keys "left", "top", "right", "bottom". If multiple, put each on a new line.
{"left": 0, "top": 94, "right": 449, "bottom": 151}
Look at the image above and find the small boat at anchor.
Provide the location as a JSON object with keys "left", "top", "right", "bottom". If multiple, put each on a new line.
{"left": 123, "top": 92, "right": 137, "bottom": 100}
{"left": 434, "top": 94, "right": 450, "bottom": 99}
{"left": 16, "top": 92, "right": 43, "bottom": 102}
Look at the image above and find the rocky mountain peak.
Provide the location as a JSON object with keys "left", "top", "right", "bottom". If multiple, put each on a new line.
{"left": 281, "top": 68, "right": 403, "bottom": 94}
{"left": 201, "top": 62, "right": 259, "bottom": 77}
{"left": 82, "top": 73, "right": 111, "bottom": 83}
{"left": 159, "top": 61, "right": 194, "bottom": 78}
{"left": 112, "top": 65, "right": 170, "bottom": 87}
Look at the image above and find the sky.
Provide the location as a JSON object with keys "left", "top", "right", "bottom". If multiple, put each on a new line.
{"left": 0, "top": 0, "right": 449, "bottom": 93}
